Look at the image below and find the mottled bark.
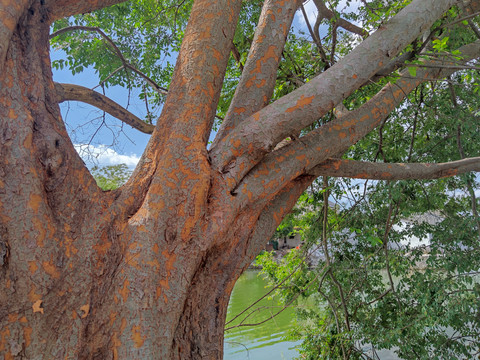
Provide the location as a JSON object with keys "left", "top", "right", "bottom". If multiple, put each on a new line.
{"left": 310, "top": 158, "right": 480, "bottom": 180}
{"left": 46, "top": 0, "right": 128, "bottom": 21}
{"left": 231, "top": 40, "right": 480, "bottom": 209}
{"left": 1, "top": 0, "right": 479, "bottom": 359}
{"left": 213, "top": 0, "right": 300, "bottom": 146}
{"left": 0, "top": 0, "right": 31, "bottom": 72}
{"left": 209, "top": 0, "right": 460, "bottom": 187}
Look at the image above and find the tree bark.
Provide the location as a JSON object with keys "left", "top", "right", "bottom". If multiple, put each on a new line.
{"left": 1, "top": 0, "right": 479, "bottom": 359}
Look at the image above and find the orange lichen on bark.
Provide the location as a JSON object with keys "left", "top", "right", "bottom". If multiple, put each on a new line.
{"left": 162, "top": 249, "right": 177, "bottom": 274}
{"left": 0, "top": 326, "right": 10, "bottom": 352}
{"left": 93, "top": 233, "right": 112, "bottom": 257}
{"left": 131, "top": 325, "right": 146, "bottom": 348}
{"left": 255, "top": 79, "right": 267, "bottom": 88}
{"left": 42, "top": 260, "right": 60, "bottom": 279}
{"left": 7, "top": 108, "right": 17, "bottom": 119}
{"left": 23, "top": 326, "right": 32, "bottom": 347}
{"left": 80, "top": 304, "right": 90, "bottom": 318}
{"left": 32, "top": 217, "right": 46, "bottom": 247}
{"left": 119, "top": 279, "right": 130, "bottom": 302}
{"left": 1, "top": 10, "right": 16, "bottom": 31}
{"left": 241, "top": 185, "right": 254, "bottom": 201}
{"left": 28, "top": 261, "right": 38, "bottom": 274}
{"left": 233, "top": 107, "right": 246, "bottom": 114}
{"left": 265, "top": 9, "right": 276, "bottom": 22}
{"left": 285, "top": 95, "right": 315, "bottom": 113}
{"left": 255, "top": 163, "right": 270, "bottom": 177}
{"left": 333, "top": 160, "right": 342, "bottom": 170}
{"left": 111, "top": 316, "right": 127, "bottom": 360}
{"left": 180, "top": 181, "right": 209, "bottom": 239}
{"left": 443, "top": 169, "right": 459, "bottom": 177}
{"left": 155, "top": 279, "right": 170, "bottom": 304}
{"left": 145, "top": 258, "right": 160, "bottom": 271}
{"left": 22, "top": 133, "right": 33, "bottom": 149}
{"left": 211, "top": 46, "right": 223, "bottom": 61}
{"left": 357, "top": 114, "right": 370, "bottom": 124}
{"left": 64, "top": 235, "right": 78, "bottom": 258}
{"left": 28, "top": 194, "right": 42, "bottom": 213}
{"left": 32, "top": 299, "right": 43, "bottom": 314}
{"left": 231, "top": 138, "right": 241, "bottom": 148}
{"left": 250, "top": 45, "right": 279, "bottom": 75}
{"left": 272, "top": 210, "right": 283, "bottom": 224}
{"left": 28, "top": 287, "right": 41, "bottom": 303}
{"left": 245, "top": 75, "right": 257, "bottom": 89}
{"left": 156, "top": 249, "right": 178, "bottom": 302}
{"left": 7, "top": 313, "right": 17, "bottom": 323}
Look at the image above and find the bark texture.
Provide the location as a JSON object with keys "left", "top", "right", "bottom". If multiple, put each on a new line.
{"left": 1, "top": 0, "right": 480, "bottom": 359}
{"left": 55, "top": 83, "right": 155, "bottom": 134}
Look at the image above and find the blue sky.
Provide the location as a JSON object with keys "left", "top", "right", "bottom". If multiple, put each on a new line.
{"left": 50, "top": 0, "right": 350, "bottom": 169}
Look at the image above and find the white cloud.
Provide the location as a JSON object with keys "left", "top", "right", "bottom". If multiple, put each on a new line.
{"left": 74, "top": 144, "right": 140, "bottom": 169}
{"left": 296, "top": 0, "right": 318, "bottom": 27}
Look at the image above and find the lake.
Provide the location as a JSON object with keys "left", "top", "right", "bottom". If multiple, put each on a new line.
{"left": 223, "top": 270, "right": 301, "bottom": 360}
{"left": 223, "top": 270, "right": 401, "bottom": 360}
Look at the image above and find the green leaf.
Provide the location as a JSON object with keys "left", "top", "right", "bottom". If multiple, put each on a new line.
{"left": 407, "top": 66, "right": 417, "bottom": 77}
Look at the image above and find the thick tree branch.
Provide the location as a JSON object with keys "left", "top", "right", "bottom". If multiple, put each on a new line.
{"left": 309, "top": 158, "right": 480, "bottom": 180}
{"left": 54, "top": 82, "right": 155, "bottom": 134}
{"left": 213, "top": 0, "right": 300, "bottom": 147}
{"left": 232, "top": 40, "right": 480, "bottom": 208}
{"left": 368, "top": 51, "right": 415, "bottom": 83}
{"left": 46, "top": 0, "right": 128, "bottom": 22}
{"left": 149, "top": 0, "right": 242, "bottom": 147}
{"left": 242, "top": 176, "right": 314, "bottom": 263}
{"left": 112, "top": 0, "right": 244, "bottom": 225}
{"left": 210, "top": 0, "right": 460, "bottom": 188}
{"left": 0, "top": 0, "right": 29, "bottom": 72}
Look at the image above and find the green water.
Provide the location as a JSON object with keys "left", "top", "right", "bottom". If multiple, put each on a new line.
{"left": 223, "top": 270, "right": 301, "bottom": 360}
{"left": 222, "top": 270, "right": 401, "bottom": 360}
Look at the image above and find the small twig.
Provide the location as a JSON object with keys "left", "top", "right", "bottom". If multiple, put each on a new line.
{"left": 225, "top": 265, "right": 326, "bottom": 330}
{"left": 300, "top": 4, "right": 328, "bottom": 65}
{"left": 440, "top": 11, "right": 480, "bottom": 30}
{"left": 448, "top": 79, "right": 480, "bottom": 238}
{"left": 92, "top": 66, "right": 125, "bottom": 90}
{"left": 406, "top": 63, "right": 480, "bottom": 71}
{"left": 50, "top": 26, "right": 169, "bottom": 96}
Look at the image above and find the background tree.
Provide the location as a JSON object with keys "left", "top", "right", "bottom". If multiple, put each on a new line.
{"left": 92, "top": 164, "right": 132, "bottom": 190}
{"left": 1, "top": 0, "right": 480, "bottom": 359}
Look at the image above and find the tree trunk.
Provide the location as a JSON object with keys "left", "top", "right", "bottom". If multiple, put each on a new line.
{"left": 0, "top": 3, "right": 288, "bottom": 359}
{"left": 2, "top": 0, "right": 480, "bottom": 358}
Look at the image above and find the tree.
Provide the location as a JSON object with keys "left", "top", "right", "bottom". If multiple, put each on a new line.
{"left": 1, "top": 0, "right": 480, "bottom": 359}
{"left": 92, "top": 164, "right": 132, "bottom": 190}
